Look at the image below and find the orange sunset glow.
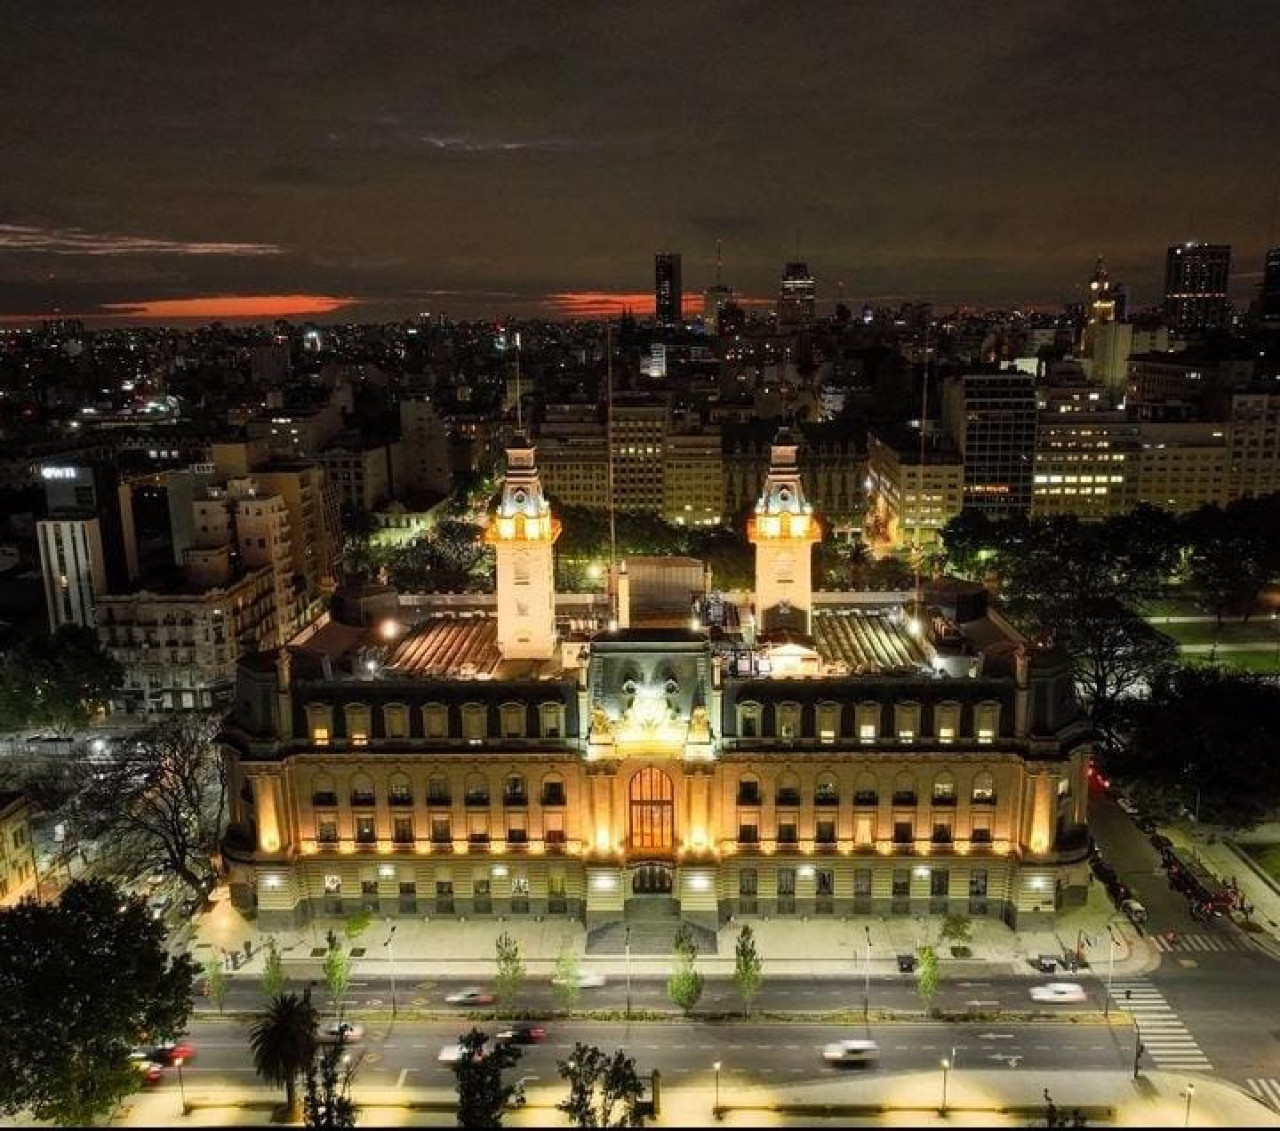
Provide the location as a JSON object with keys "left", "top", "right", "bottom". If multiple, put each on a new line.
{"left": 100, "top": 294, "right": 359, "bottom": 320}
{"left": 548, "top": 292, "right": 770, "bottom": 318}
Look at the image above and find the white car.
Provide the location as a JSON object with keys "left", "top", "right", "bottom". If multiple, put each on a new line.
{"left": 822, "top": 1039, "right": 880, "bottom": 1064}
{"left": 1030, "top": 982, "right": 1087, "bottom": 1004}
{"left": 1115, "top": 795, "right": 1139, "bottom": 815}
{"left": 444, "top": 987, "right": 496, "bottom": 1006}
{"left": 438, "top": 1042, "right": 475, "bottom": 1064}
{"left": 318, "top": 1021, "right": 365, "bottom": 1044}
{"left": 551, "top": 970, "right": 606, "bottom": 989}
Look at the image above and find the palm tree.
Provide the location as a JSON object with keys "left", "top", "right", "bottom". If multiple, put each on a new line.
{"left": 250, "top": 989, "right": 318, "bottom": 1118}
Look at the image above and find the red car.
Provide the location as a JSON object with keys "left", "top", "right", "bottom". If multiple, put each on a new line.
{"left": 144, "top": 1041, "right": 194, "bottom": 1066}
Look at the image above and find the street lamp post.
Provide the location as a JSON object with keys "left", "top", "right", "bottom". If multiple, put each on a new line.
{"left": 174, "top": 1055, "right": 188, "bottom": 1115}
{"left": 383, "top": 922, "right": 398, "bottom": 1019}
{"left": 863, "top": 926, "right": 872, "bottom": 1026}
{"left": 1105, "top": 924, "right": 1117, "bottom": 1019}
{"left": 713, "top": 1061, "right": 722, "bottom": 1120}
{"left": 940, "top": 1057, "right": 951, "bottom": 1115}
{"left": 1184, "top": 1082, "right": 1195, "bottom": 1127}
{"left": 625, "top": 926, "right": 633, "bottom": 1022}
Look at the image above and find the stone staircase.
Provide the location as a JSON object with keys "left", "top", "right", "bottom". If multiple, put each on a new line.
{"left": 586, "top": 917, "right": 718, "bottom": 956}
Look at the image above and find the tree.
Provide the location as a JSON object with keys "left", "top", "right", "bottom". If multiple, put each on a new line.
{"left": 666, "top": 924, "right": 704, "bottom": 1014}
{"left": 733, "top": 924, "right": 764, "bottom": 1015}
{"left": 204, "top": 955, "right": 230, "bottom": 1014}
{"left": 915, "top": 945, "right": 940, "bottom": 1011}
{"left": 72, "top": 713, "right": 226, "bottom": 896}
{"left": 1112, "top": 665, "right": 1280, "bottom": 827}
{"left": 494, "top": 931, "right": 526, "bottom": 1009}
{"left": 262, "top": 937, "right": 288, "bottom": 999}
{"left": 553, "top": 946, "right": 582, "bottom": 1011}
{"left": 250, "top": 989, "right": 318, "bottom": 1120}
{"left": 323, "top": 940, "right": 353, "bottom": 1010}
{"left": 344, "top": 909, "right": 372, "bottom": 941}
{"left": 303, "top": 1036, "right": 359, "bottom": 1130}
{"left": 939, "top": 914, "right": 972, "bottom": 956}
{"left": 453, "top": 1027, "right": 524, "bottom": 1129}
{"left": 0, "top": 624, "right": 123, "bottom": 732}
{"left": 0, "top": 879, "right": 195, "bottom": 1126}
{"left": 556, "top": 1042, "right": 648, "bottom": 1128}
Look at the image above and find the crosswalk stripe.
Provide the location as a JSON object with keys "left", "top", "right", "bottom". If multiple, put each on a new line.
{"left": 1247, "top": 1079, "right": 1280, "bottom": 1112}
{"left": 1112, "top": 978, "right": 1213, "bottom": 1069}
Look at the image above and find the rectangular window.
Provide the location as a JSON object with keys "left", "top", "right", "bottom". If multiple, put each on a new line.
{"left": 506, "top": 813, "right": 528, "bottom": 843}
{"left": 893, "top": 820, "right": 913, "bottom": 844}
{"left": 541, "top": 781, "right": 566, "bottom": 805}
{"left": 777, "top": 867, "right": 796, "bottom": 914}
{"left": 859, "top": 723, "right": 876, "bottom": 744}
{"left": 815, "top": 819, "right": 836, "bottom": 845}
{"left": 393, "top": 817, "right": 413, "bottom": 844}
{"left": 738, "top": 821, "right": 759, "bottom": 844}
{"left": 468, "top": 814, "right": 490, "bottom": 843}
{"left": 399, "top": 881, "right": 416, "bottom": 896}
{"left": 355, "top": 816, "right": 376, "bottom": 844}
{"left": 854, "top": 868, "right": 872, "bottom": 896}
{"left": 436, "top": 880, "right": 454, "bottom": 913}
{"left": 930, "top": 869, "right": 949, "bottom": 898}
{"left": 431, "top": 818, "right": 451, "bottom": 843}
{"left": 891, "top": 869, "right": 910, "bottom": 898}
{"left": 548, "top": 871, "right": 567, "bottom": 913}
{"left": 317, "top": 819, "right": 338, "bottom": 844}
{"left": 969, "top": 869, "right": 988, "bottom": 898}
{"left": 932, "top": 821, "right": 953, "bottom": 844}
{"left": 389, "top": 781, "right": 412, "bottom": 806}
{"left": 777, "top": 820, "right": 798, "bottom": 845}
{"left": 474, "top": 878, "right": 492, "bottom": 914}
{"left": 971, "top": 819, "right": 992, "bottom": 844}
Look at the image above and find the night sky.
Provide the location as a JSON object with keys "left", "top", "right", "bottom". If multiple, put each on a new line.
{"left": 2, "top": 1, "right": 1279, "bottom": 325}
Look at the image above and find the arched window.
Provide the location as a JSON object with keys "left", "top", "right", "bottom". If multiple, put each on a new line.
{"left": 892, "top": 772, "right": 917, "bottom": 806}
{"left": 814, "top": 774, "right": 839, "bottom": 806}
{"left": 461, "top": 703, "right": 487, "bottom": 742}
{"left": 539, "top": 701, "right": 564, "bottom": 739}
{"left": 423, "top": 702, "right": 449, "bottom": 739}
{"left": 894, "top": 701, "right": 920, "bottom": 744}
{"left": 464, "top": 773, "right": 490, "bottom": 806}
{"left": 350, "top": 773, "right": 375, "bottom": 807}
{"left": 817, "top": 701, "right": 840, "bottom": 744}
{"left": 311, "top": 773, "right": 336, "bottom": 807}
{"left": 777, "top": 701, "right": 802, "bottom": 741}
{"left": 932, "top": 771, "right": 957, "bottom": 805}
{"left": 384, "top": 702, "right": 409, "bottom": 739}
{"left": 935, "top": 701, "right": 961, "bottom": 744}
{"left": 540, "top": 773, "right": 566, "bottom": 806}
{"left": 388, "top": 773, "right": 412, "bottom": 807}
{"left": 738, "top": 701, "right": 762, "bottom": 739}
{"left": 306, "top": 703, "right": 333, "bottom": 746}
{"left": 776, "top": 772, "right": 801, "bottom": 807}
{"left": 971, "top": 771, "right": 996, "bottom": 805}
{"left": 628, "top": 767, "right": 675, "bottom": 852}
{"left": 975, "top": 700, "right": 1001, "bottom": 743}
{"left": 856, "top": 701, "right": 880, "bottom": 744}
{"left": 737, "top": 773, "right": 762, "bottom": 806}
{"left": 427, "top": 774, "right": 451, "bottom": 806}
{"left": 500, "top": 702, "right": 526, "bottom": 739}
{"left": 853, "top": 774, "right": 878, "bottom": 806}
{"left": 344, "top": 703, "right": 371, "bottom": 746}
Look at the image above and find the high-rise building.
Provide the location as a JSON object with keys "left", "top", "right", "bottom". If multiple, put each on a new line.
{"left": 941, "top": 371, "right": 1038, "bottom": 517}
{"left": 777, "top": 262, "right": 816, "bottom": 327}
{"left": 36, "top": 461, "right": 139, "bottom": 630}
{"left": 1163, "top": 242, "right": 1231, "bottom": 332}
{"left": 1259, "top": 247, "right": 1280, "bottom": 326}
{"left": 654, "top": 252, "right": 683, "bottom": 326}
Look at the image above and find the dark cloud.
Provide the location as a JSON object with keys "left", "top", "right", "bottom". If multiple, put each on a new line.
{"left": 0, "top": 1, "right": 1278, "bottom": 321}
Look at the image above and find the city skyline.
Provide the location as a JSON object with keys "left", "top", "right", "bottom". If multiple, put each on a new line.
{"left": 2, "top": 2, "right": 1280, "bottom": 325}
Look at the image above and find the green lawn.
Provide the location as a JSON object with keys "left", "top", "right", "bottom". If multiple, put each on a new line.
{"left": 1183, "top": 649, "right": 1280, "bottom": 675}
{"left": 1155, "top": 620, "right": 1280, "bottom": 646}
{"left": 1240, "top": 842, "right": 1280, "bottom": 883}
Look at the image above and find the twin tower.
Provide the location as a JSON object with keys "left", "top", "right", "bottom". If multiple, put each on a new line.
{"left": 486, "top": 430, "right": 821, "bottom": 659}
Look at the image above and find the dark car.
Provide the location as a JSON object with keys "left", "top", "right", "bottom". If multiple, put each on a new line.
{"left": 1032, "top": 954, "right": 1058, "bottom": 973}
{"left": 140, "top": 1040, "right": 194, "bottom": 1066}
{"left": 1136, "top": 816, "right": 1158, "bottom": 834}
{"left": 1150, "top": 833, "right": 1173, "bottom": 854}
{"left": 897, "top": 954, "right": 918, "bottom": 973}
{"left": 494, "top": 1022, "right": 547, "bottom": 1045}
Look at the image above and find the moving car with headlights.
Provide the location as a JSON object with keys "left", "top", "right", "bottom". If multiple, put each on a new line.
{"left": 318, "top": 1021, "right": 364, "bottom": 1044}
{"left": 550, "top": 969, "right": 606, "bottom": 989}
{"left": 822, "top": 1039, "right": 881, "bottom": 1065}
{"left": 445, "top": 986, "right": 497, "bottom": 1006}
{"left": 1029, "top": 982, "right": 1087, "bottom": 1004}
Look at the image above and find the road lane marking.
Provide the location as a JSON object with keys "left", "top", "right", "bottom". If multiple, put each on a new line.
{"left": 397, "top": 1068, "right": 409, "bottom": 1088}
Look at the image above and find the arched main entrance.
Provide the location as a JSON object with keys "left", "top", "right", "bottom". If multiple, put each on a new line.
{"left": 632, "top": 863, "right": 674, "bottom": 895}
{"left": 628, "top": 767, "right": 675, "bottom": 853}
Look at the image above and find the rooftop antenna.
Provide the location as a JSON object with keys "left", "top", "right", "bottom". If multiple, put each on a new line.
{"left": 913, "top": 324, "right": 930, "bottom": 614}
{"left": 606, "top": 323, "right": 618, "bottom": 625}
{"left": 715, "top": 239, "right": 723, "bottom": 287}
{"left": 514, "top": 330, "right": 523, "bottom": 433}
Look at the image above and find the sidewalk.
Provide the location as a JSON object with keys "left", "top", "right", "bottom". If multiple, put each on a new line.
{"left": 188, "top": 880, "right": 1157, "bottom": 982}
{"left": 98, "top": 1069, "right": 1280, "bottom": 1127}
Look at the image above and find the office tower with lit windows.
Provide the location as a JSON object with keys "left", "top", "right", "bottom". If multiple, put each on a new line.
{"left": 655, "top": 252, "right": 683, "bottom": 325}
{"left": 1163, "top": 242, "right": 1231, "bottom": 332}
{"left": 941, "top": 371, "right": 1038, "bottom": 517}
{"left": 777, "top": 261, "right": 816, "bottom": 327}
{"left": 1259, "top": 247, "right": 1280, "bottom": 327}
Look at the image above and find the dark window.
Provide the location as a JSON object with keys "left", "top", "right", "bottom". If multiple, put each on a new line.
{"left": 431, "top": 818, "right": 451, "bottom": 843}
{"left": 930, "top": 869, "right": 949, "bottom": 898}
{"left": 778, "top": 867, "right": 796, "bottom": 914}
{"left": 312, "top": 790, "right": 337, "bottom": 807}
{"left": 436, "top": 880, "right": 454, "bottom": 913}
{"left": 932, "top": 822, "right": 953, "bottom": 844}
{"left": 428, "top": 782, "right": 451, "bottom": 805}
{"left": 815, "top": 819, "right": 836, "bottom": 845}
{"left": 355, "top": 816, "right": 376, "bottom": 844}
{"left": 474, "top": 878, "right": 492, "bottom": 914}
{"left": 507, "top": 827, "right": 528, "bottom": 844}
{"left": 969, "top": 869, "right": 988, "bottom": 898}
{"left": 541, "top": 781, "right": 566, "bottom": 805}
{"left": 361, "top": 880, "right": 377, "bottom": 895}
{"left": 389, "top": 781, "right": 412, "bottom": 806}
{"left": 777, "top": 821, "right": 798, "bottom": 845}
{"left": 465, "top": 786, "right": 490, "bottom": 806}
{"left": 737, "top": 781, "right": 762, "bottom": 805}
{"left": 504, "top": 776, "right": 527, "bottom": 806}
{"left": 399, "top": 881, "right": 416, "bottom": 896}
{"left": 854, "top": 868, "right": 872, "bottom": 896}
{"left": 815, "top": 781, "right": 839, "bottom": 806}
{"left": 893, "top": 821, "right": 913, "bottom": 844}
{"left": 393, "top": 817, "right": 413, "bottom": 844}
{"left": 317, "top": 819, "right": 338, "bottom": 844}
{"left": 972, "top": 825, "right": 992, "bottom": 844}
{"left": 891, "top": 869, "right": 910, "bottom": 898}
{"left": 776, "top": 786, "right": 801, "bottom": 806}
{"left": 738, "top": 822, "right": 759, "bottom": 844}
{"left": 351, "top": 788, "right": 375, "bottom": 806}
{"left": 854, "top": 788, "right": 878, "bottom": 806}
{"left": 892, "top": 790, "right": 917, "bottom": 806}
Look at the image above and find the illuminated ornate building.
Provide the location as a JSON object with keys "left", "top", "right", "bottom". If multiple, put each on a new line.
{"left": 221, "top": 433, "right": 1091, "bottom": 941}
